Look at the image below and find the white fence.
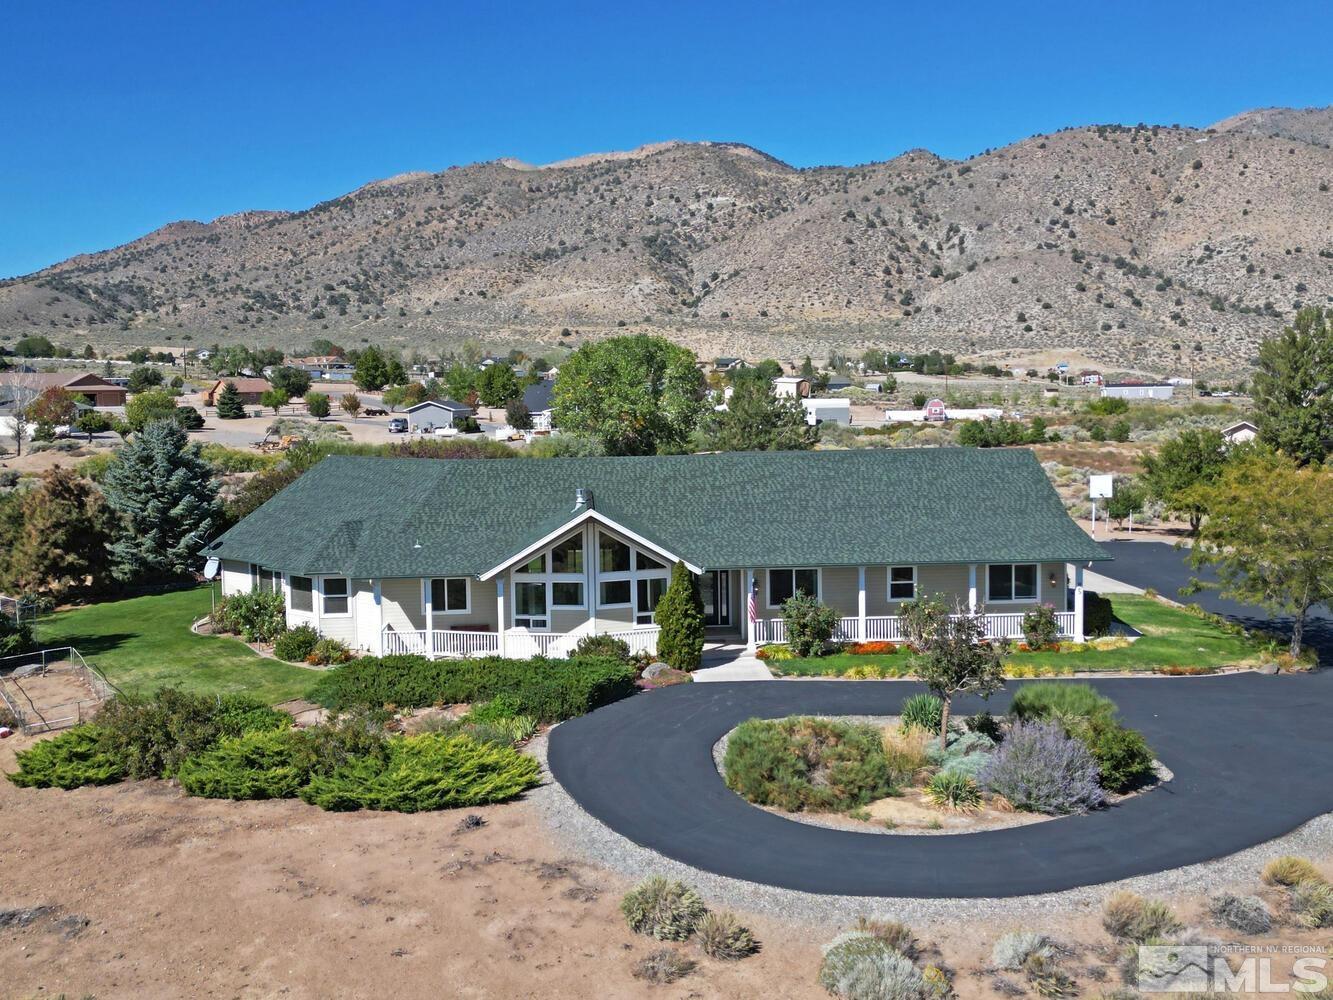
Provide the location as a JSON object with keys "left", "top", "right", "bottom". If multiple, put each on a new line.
{"left": 381, "top": 625, "right": 660, "bottom": 660}
{"left": 752, "top": 612, "right": 1078, "bottom": 645}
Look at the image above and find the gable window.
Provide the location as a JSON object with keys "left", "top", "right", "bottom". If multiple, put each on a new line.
{"left": 551, "top": 534, "right": 584, "bottom": 574}
{"left": 599, "top": 535, "right": 631, "bottom": 573}
{"left": 429, "top": 577, "right": 470, "bottom": 615}
{"left": 987, "top": 563, "right": 1038, "bottom": 602}
{"left": 767, "top": 568, "right": 819, "bottom": 608}
{"left": 321, "top": 577, "right": 350, "bottom": 616}
{"left": 516, "top": 553, "right": 545, "bottom": 574}
{"left": 888, "top": 566, "right": 916, "bottom": 602}
{"left": 290, "top": 575, "right": 314, "bottom": 613}
{"left": 595, "top": 530, "right": 670, "bottom": 619}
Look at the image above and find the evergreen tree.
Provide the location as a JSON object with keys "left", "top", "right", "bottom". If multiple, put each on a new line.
{"left": 1251, "top": 306, "right": 1333, "bottom": 466}
{"left": 102, "top": 420, "right": 224, "bottom": 582}
{"left": 1, "top": 467, "right": 115, "bottom": 599}
{"left": 709, "top": 380, "right": 817, "bottom": 452}
{"left": 215, "top": 381, "right": 247, "bottom": 419}
{"left": 655, "top": 562, "right": 705, "bottom": 671}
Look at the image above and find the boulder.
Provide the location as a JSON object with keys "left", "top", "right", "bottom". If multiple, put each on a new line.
{"left": 641, "top": 662, "right": 673, "bottom": 680}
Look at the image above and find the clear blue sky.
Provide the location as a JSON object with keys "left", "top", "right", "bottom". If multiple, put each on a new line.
{"left": 3, "top": 0, "right": 1329, "bottom": 278}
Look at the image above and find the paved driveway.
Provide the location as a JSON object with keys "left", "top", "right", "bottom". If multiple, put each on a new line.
{"left": 549, "top": 542, "right": 1332, "bottom": 898}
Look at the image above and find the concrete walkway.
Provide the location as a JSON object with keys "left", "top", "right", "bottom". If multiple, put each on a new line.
{"left": 692, "top": 657, "right": 772, "bottom": 682}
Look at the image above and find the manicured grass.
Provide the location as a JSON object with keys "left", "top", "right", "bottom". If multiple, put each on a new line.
{"left": 769, "top": 595, "right": 1270, "bottom": 678}
{"left": 35, "top": 586, "right": 319, "bottom": 704}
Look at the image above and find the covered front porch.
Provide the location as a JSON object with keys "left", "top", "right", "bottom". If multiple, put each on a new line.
{"left": 750, "top": 610, "right": 1078, "bottom": 645}
{"left": 380, "top": 622, "right": 661, "bottom": 660}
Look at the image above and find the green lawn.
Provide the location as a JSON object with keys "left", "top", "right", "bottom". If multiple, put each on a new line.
{"left": 769, "top": 595, "right": 1271, "bottom": 678}
{"left": 35, "top": 586, "right": 320, "bottom": 703}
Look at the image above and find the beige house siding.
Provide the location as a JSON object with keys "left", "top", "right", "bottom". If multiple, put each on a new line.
{"left": 220, "top": 559, "right": 250, "bottom": 597}
{"left": 381, "top": 578, "right": 426, "bottom": 633}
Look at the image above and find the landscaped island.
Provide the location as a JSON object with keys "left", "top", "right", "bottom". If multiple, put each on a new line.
{"left": 719, "top": 683, "right": 1160, "bottom": 833}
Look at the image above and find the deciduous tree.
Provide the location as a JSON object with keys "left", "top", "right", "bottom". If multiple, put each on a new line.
{"left": 1140, "top": 428, "right": 1227, "bottom": 534}
{"left": 477, "top": 364, "right": 520, "bottom": 407}
{"left": 268, "top": 366, "right": 312, "bottom": 399}
{"left": 899, "top": 595, "right": 1004, "bottom": 749}
{"left": 0, "top": 467, "right": 115, "bottom": 599}
{"left": 552, "top": 335, "right": 703, "bottom": 455}
{"left": 340, "top": 392, "right": 362, "bottom": 418}
{"left": 1187, "top": 451, "right": 1333, "bottom": 656}
{"left": 305, "top": 392, "right": 330, "bottom": 420}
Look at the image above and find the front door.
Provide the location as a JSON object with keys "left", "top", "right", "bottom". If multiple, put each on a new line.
{"left": 700, "top": 570, "right": 731, "bottom": 627}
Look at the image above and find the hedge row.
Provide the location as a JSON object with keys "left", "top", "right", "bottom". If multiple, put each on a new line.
{"left": 308, "top": 654, "right": 636, "bottom": 722}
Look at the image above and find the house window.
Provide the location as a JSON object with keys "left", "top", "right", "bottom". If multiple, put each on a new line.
{"left": 513, "top": 581, "right": 548, "bottom": 629}
{"left": 251, "top": 565, "right": 279, "bottom": 594}
{"left": 551, "top": 534, "right": 584, "bottom": 573}
{"left": 599, "top": 535, "right": 630, "bottom": 573}
{"left": 888, "top": 566, "right": 916, "bottom": 601}
{"left": 599, "top": 579, "right": 632, "bottom": 607}
{"left": 429, "top": 577, "right": 470, "bottom": 615}
{"left": 767, "top": 568, "right": 819, "bottom": 608}
{"left": 516, "top": 553, "right": 545, "bottom": 574}
{"left": 636, "top": 577, "right": 667, "bottom": 625}
{"left": 987, "top": 563, "right": 1038, "bottom": 602}
{"left": 290, "top": 575, "right": 313, "bottom": 613}
{"left": 321, "top": 577, "right": 350, "bottom": 616}
{"left": 552, "top": 581, "right": 584, "bottom": 608}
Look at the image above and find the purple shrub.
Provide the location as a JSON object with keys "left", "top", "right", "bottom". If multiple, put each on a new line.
{"left": 979, "top": 721, "right": 1105, "bottom": 815}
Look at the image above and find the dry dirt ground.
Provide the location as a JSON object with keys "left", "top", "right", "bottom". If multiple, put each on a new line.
{"left": 4, "top": 730, "right": 1332, "bottom": 999}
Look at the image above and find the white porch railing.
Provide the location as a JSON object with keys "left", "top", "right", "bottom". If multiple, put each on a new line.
{"left": 380, "top": 624, "right": 660, "bottom": 660}
{"left": 753, "top": 612, "right": 1078, "bottom": 645}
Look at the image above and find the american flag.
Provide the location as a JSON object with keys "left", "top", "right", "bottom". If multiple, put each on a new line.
{"left": 747, "top": 582, "right": 757, "bottom": 625}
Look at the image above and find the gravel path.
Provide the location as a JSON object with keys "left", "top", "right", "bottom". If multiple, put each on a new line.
{"left": 530, "top": 729, "right": 1333, "bottom": 928}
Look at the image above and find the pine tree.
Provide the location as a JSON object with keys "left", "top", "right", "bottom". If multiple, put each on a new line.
{"left": 1, "top": 467, "right": 115, "bottom": 599}
{"left": 655, "top": 562, "right": 705, "bottom": 671}
{"left": 709, "top": 380, "right": 816, "bottom": 452}
{"left": 102, "top": 420, "right": 224, "bottom": 582}
{"left": 215, "top": 381, "right": 247, "bottom": 419}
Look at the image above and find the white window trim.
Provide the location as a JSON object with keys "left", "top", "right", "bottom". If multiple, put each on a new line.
{"left": 596, "top": 530, "right": 669, "bottom": 615}
{"left": 511, "top": 530, "right": 588, "bottom": 619}
{"left": 886, "top": 565, "right": 917, "bottom": 603}
{"left": 511, "top": 578, "right": 552, "bottom": 630}
{"left": 984, "top": 563, "right": 1041, "bottom": 604}
{"left": 287, "top": 574, "right": 316, "bottom": 616}
{"left": 318, "top": 576, "right": 352, "bottom": 618}
{"left": 423, "top": 577, "right": 472, "bottom": 624}
{"left": 478, "top": 507, "right": 699, "bottom": 580}
{"left": 765, "top": 567, "right": 822, "bottom": 610}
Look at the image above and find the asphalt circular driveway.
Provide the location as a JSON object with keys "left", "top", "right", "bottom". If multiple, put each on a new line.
{"left": 548, "top": 672, "right": 1333, "bottom": 897}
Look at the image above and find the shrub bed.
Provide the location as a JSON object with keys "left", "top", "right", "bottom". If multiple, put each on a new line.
{"left": 978, "top": 720, "right": 1105, "bottom": 815}
{"left": 7, "top": 727, "right": 128, "bottom": 789}
{"left": 308, "top": 654, "right": 636, "bottom": 722}
{"left": 722, "top": 716, "right": 894, "bottom": 812}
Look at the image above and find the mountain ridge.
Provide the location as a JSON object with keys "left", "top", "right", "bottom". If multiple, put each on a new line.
{"left": 3, "top": 107, "right": 1330, "bottom": 375}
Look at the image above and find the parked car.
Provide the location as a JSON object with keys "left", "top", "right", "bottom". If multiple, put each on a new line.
{"left": 387, "top": 417, "right": 408, "bottom": 433}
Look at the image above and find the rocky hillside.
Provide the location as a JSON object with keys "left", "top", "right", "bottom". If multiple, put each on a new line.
{"left": 2, "top": 108, "right": 1330, "bottom": 375}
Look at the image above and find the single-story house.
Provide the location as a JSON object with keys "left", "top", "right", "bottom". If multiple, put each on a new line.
{"left": 713, "top": 357, "right": 749, "bottom": 373}
{"left": 204, "top": 378, "right": 270, "bottom": 406}
{"left": 521, "top": 381, "right": 555, "bottom": 432}
{"left": 773, "top": 376, "right": 811, "bottom": 399}
{"left": 405, "top": 398, "right": 474, "bottom": 432}
{"left": 825, "top": 375, "right": 853, "bottom": 391}
{"left": 1222, "top": 420, "right": 1259, "bottom": 445}
{"left": 1078, "top": 370, "right": 1104, "bottom": 387}
{"left": 801, "top": 397, "right": 851, "bottom": 426}
{"left": 205, "top": 449, "right": 1109, "bottom": 660}
{"left": 1102, "top": 381, "right": 1174, "bottom": 401}
{"left": 0, "top": 371, "right": 127, "bottom": 407}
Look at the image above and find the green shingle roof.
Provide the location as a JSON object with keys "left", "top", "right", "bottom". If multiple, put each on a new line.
{"left": 205, "top": 448, "right": 1110, "bottom": 578}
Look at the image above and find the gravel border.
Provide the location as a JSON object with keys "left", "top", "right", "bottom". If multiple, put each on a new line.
{"left": 528, "top": 728, "right": 1333, "bottom": 928}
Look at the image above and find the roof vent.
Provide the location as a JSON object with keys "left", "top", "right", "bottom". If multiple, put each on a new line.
{"left": 573, "top": 487, "right": 593, "bottom": 512}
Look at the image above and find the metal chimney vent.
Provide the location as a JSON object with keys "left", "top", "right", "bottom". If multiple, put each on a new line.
{"left": 573, "top": 487, "right": 593, "bottom": 511}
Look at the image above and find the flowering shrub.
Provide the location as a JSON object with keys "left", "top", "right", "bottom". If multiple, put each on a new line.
{"left": 847, "top": 641, "right": 897, "bottom": 655}
{"left": 213, "top": 591, "right": 287, "bottom": 643}
{"left": 1021, "top": 604, "right": 1060, "bottom": 650}
{"left": 979, "top": 721, "right": 1105, "bottom": 814}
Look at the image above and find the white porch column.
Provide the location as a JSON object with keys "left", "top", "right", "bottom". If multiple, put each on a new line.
{"left": 373, "top": 579, "right": 384, "bottom": 656}
{"left": 423, "top": 580, "right": 433, "bottom": 658}
{"left": 967, "top": 564, "right": 978, "bottom": 613}
{"left": 496, "top": 577, "right": 508, "bottom": 656}
{"left": 1073, "top": 564, "right": 1085, "bottom": 642}
{"left": 857, "top": 566, "right": 867, "bottom": 641}
{"left": 743, "top": 569, "right": 756, "bottom": 652}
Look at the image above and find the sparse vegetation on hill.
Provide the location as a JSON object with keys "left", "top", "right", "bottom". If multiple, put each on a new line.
{"left": 2, "top": 111, "right": 1329, "bottom": 375}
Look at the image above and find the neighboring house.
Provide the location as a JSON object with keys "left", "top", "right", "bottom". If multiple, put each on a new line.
{"left": 824, "top": 374, "right": 853, "bottom": 391}
{"left": 289, "top": 356, "right": 352, "bottom": 378}
{"left": 1078, "top": 370, "right": 1103, "bottom": 387}
{"left": 773, "top": 376, "right": 811, "bottom": 399}
{"left": 1102, "top": 381, "right": 1174, "bottom": 400}
{"left": 713, "top": 357, "right": 748, "bottom": 373}
{"left": 521, "top": 381, "right": 555, "bottom": 432}
{"left": 801, "top": 397, "right": 851, "bottom": 426}
{"left": 204, "top": 377, "right": 270, "bottom": 406}
{"left": 405, "top": 398, "right": 474, "bottom": 432}
{"left": 884, "top": 400, "right": 1003, "bottom": 423}
{"left": 1221, "top": 420, "right": 1259, "bottom": 445}
{"left": 0, "top": 371, "right": 127, "bottom": 407}
{"left": 205, "top": 449, "right": 1109, "bottom": 660}
{"left": 542, "top": 366, "right": 559, "bottom": 381}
